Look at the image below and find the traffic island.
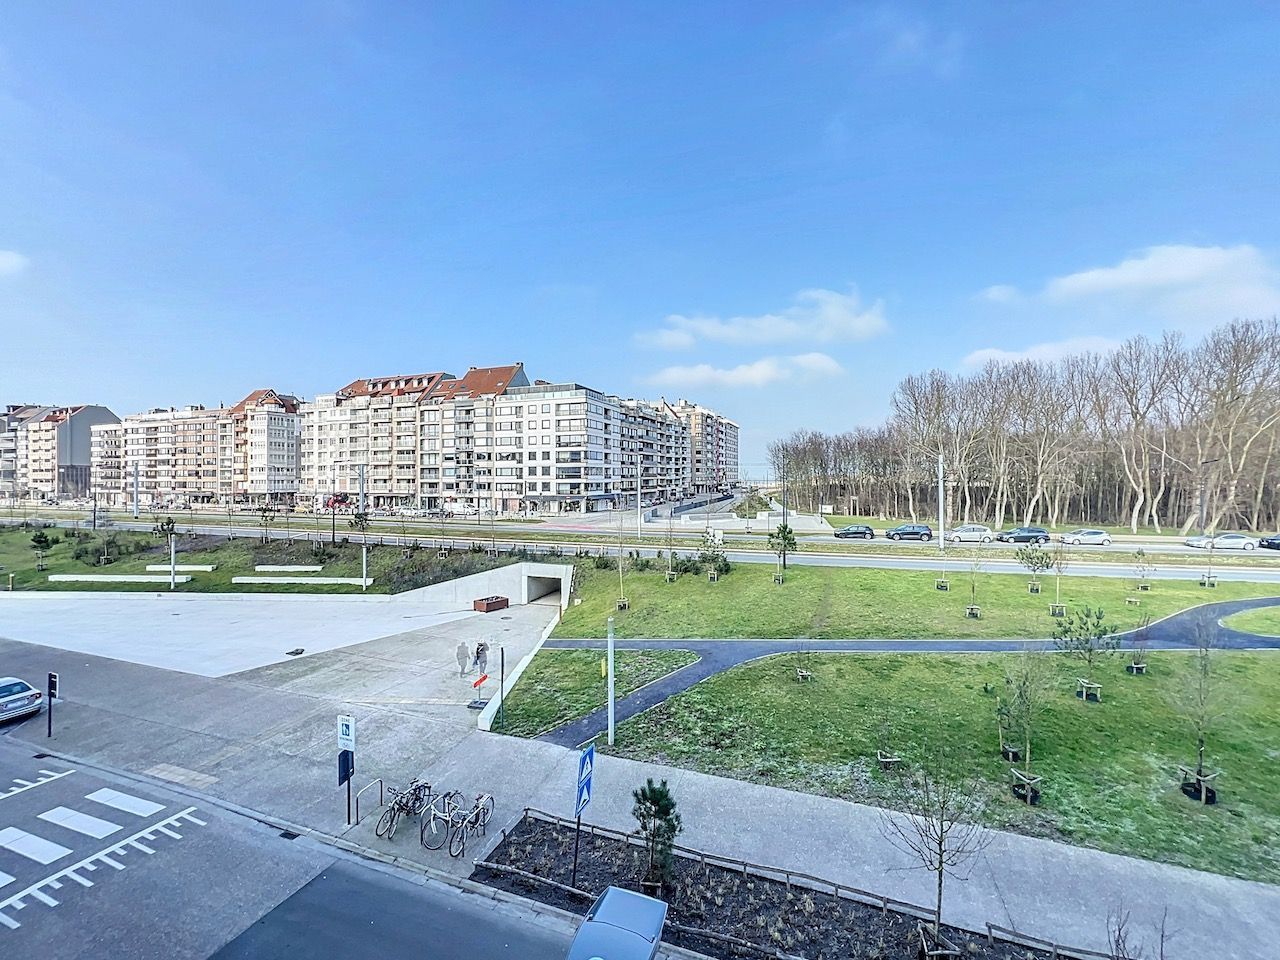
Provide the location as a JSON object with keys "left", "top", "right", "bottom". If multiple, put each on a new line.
{"left": 474, "top": 810, "right": 1073, "bottom": 960}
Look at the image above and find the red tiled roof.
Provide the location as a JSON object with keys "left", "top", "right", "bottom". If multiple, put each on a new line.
{"left": 336, "top": 372, "right": 450, "bottom": 399}
{"left": 429, "top": 364, "right": 525, "bottom": 401}
{"left": 230, "top": 388, "right": 300, "bottom": 415}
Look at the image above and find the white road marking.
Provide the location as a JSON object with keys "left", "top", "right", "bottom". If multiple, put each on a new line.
{"left": 129, "top": 840, "right": 154, "bottom": 854}
{"left": 0, "top": 872, "right": 12, "bottom": 890}
{"left": 85, "top": 787, "right": 165, "bottom": 818}
{"left": 0, "top": 807, "right": 202, "bottom": 931}
{"left": 0, "top": 828, "right": 72, "bottom": 865}
{"left": 38, "top": 806, "right": 123, "bottom": 840}
{"left": 0, "top": 768, "right": 75, "bottom": 801}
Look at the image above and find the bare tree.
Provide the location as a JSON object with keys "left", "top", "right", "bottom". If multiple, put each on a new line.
{"left": 879, "top": 744, "right": 990, "bottom": 940}
{"left": 1004, "top": 647, "right": 1054, "bottom": 777}
{"left": 1051, "top": 538, "right": 1071, "bottom": 605}
{"left": 1181, "top": 624, "right": 1221, "bottom": 783}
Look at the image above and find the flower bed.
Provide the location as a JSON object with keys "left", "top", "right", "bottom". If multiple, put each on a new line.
{"left": 473, "top": 814, "right": 1056, "bottom": 960}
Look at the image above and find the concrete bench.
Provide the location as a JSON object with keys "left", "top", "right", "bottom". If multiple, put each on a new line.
{"left": 232, "top": 576, "right": 373, "bottom": 586}
{"left": 254, "top": 565, "right": 324, "bottom": 572}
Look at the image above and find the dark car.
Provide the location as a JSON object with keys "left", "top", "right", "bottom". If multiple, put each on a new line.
{"left": 1259, "top": 533, "right": 1280, "bottom": 551}
{"left": 567, "top": 886, "right": 668, "bottom": 960}
{"left": 834, "top": 524, "right": 875, "bottom": 540}
{"left": 997, "top": 526, "right": 1050, "bottom": 544}
{"left": 886, "top": 523, "right": 932, "bottom": 541}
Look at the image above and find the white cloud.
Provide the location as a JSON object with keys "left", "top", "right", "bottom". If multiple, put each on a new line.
{"left": 637, "top": 287, "right": 887, "bottom": 350}
{"left": 978, "top": 284, "right": 1020, "bottom": 304}
{"left": 841, "top": 6, "right": 964, "bottom": 79}
{"left": 0, "top": 250, "right": 30, "bottom": 278}
{"left": 963, "top": 336, "right": 1121, "bottom": 368}
{"left": 646, "top": 353, "right": 844, "bottom": 390}
{"left": 980, "top": 244, "right": 1280, "bottom": 324}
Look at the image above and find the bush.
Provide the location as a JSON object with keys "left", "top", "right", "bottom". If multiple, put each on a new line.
{"left": 672, "top": 555, "right": 702, "bottom": 575}
{"left": 594, "top": 555, "right": 615, "bottom": 570}
{"left": 633, "top": 557, "right": 654, "bottom": 572}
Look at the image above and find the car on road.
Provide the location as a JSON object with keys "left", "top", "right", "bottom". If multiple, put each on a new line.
{"left": 996, "top": 526, "right": 1050, "bottom": 544}
{"left": 834, "top": 523, "right": 875, "bottom": 539}
{"left": 567, "top": 886, "right": 668, "bottom": 960}
{"left": 0, "top": 677, "right": 43, "bottom": 724}
{"left": 1058, "top": 528, "right": 1113, "bottom": 546}
{"left": 948, "top": 524, "right": 993, "bottom": 543}
{"left": 885, "top": 523, "right": 932, "bottom": 541}
{"left": 1184, "top": 532, "right": 1259, "bottom": 550}
{"left": 1261, "top": 533, "right": 1280, "bottom": 551}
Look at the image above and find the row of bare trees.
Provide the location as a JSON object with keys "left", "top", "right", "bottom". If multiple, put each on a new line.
{"left": 769, "top": 319, "right": 1280, "bottom": 533}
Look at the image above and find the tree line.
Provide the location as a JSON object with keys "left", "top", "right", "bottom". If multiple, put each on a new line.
{"left": 768, "top": 319, "right": 1280, "bottom": 533}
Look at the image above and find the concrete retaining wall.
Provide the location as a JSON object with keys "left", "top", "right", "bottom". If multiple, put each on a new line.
{"left": 48, "top": 574, "right": 194, "bottom": 584}
{"left": 145, "top": 564, "right": 217, "bottom": 572}
{"left": 232, "top": 576, "right": 373, "bottom": 586}
{"left": 254, "top": 564, "right": 324, "bottom": 572}
{"left": 478, "top": 607, "right": 562, "bottom": 732}
{"left": 400, "top": 561, "right": 573, "bottom": 607}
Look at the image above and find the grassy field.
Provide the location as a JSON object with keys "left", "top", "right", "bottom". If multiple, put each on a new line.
{"left": 496, "top": 648, "right": 700, "bottom": 737}
{"left": 555, "top": 563, "right": 1280, "bottom": 640}
{"left": 0, "top": 525, "right": 513, "bottom": 594}
{"left": 606, "top": 650, "right": 1280, "bottom": 883}
{"left": 1224, "top": 607, "right": 1280, "bottom": 637}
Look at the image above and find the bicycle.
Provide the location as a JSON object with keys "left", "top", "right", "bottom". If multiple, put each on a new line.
{"left": 448, "top": 793, "right": 495, "bottom": 858}
{"left": 375, "top": 777, "right": 434, "bottom": 840}
{"left": 420, "top": 789, "right": 463, "bottom": 850}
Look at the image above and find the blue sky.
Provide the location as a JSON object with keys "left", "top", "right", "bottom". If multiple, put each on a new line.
{"left": 2, "top": 2, "right": 1279, "bottom": 472}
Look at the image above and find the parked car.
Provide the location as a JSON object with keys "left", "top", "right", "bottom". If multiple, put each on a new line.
{"left": 885, "top": 523, "right": 932, "bottom": 541}
{"left": 1261, "top": 533, "right": 1280, "bottom": 551}
{"left": 0, "top": 677, "right": 43, "bottom": 724}
{"left": 996, "top": 526, "right": 1050, "bottom": 544}
{"left": 1184, "top": 532, "right": 1259, "bottom": 551}
{"left": 834, "top": 524, "right": 875, "bottom": 540}
{"left": 1058, "top": 528, "right": 1113, "bottom": 546}
{"left": 567, "top": 886, "right": 668, "bottom": 960}
{"left": 948, "top": 524, "right": 993, "bottom": 543}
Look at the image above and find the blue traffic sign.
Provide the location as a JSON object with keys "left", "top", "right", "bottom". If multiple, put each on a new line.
{"left": 575, "top": 744, "right": 595, "bottom": 817}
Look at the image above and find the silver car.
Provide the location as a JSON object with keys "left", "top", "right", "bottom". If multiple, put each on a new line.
{"left": 1058, "top": 528, "right": 1113, "bottom": 546}
{"left": 948, "top": 524, "right": 993, "bottom": 543}
{"left": 0, "top": 677, "right": 43, "bottom": 723}
{"left": 567, "top": 886, "right": 667, "bottom": 960}
{"left": 1185, "top": 532, "right": 1259, "bottom": 551}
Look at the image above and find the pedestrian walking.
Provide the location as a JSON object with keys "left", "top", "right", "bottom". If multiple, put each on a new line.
{"left": 456, "top": 640, "right": 469, "bottom": 676}
{"left": 477, "top": 641, "right": 489, "bottom": 675}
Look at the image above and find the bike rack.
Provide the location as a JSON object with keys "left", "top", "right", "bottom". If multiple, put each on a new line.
{"left": 355, "top": 778, "right": 384, "bottom": 825}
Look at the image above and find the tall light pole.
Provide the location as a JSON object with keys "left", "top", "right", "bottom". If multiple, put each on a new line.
{"left": 937, "top": 452, "right": 946, "bottom": 554}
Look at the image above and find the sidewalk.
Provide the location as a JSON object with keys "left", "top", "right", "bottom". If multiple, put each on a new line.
{"left": 450, "top": 735, "right": 1278, "bottom": 960}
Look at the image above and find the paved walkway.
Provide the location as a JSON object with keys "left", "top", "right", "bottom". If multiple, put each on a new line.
{"left": 541, "top": 595, "right": 1280, "bottom": 747}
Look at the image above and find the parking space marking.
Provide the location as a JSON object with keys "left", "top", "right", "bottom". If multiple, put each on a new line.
{"left": 0, "top": 828, "right": 72, "bottom": 865}
{"left": 37, "top": 807, "right": 123, "bottom": 840}
{"left": 0, "top": 871, "right": 12, "bottom": 890}
{"left": 0, "top": 769, "right": 75, "bottom": 802}
{"left": 0, "top": 807, "right": 203, "bottom": 931}
{"left": 85, "top": 787, "right": 165, "bottom": 818}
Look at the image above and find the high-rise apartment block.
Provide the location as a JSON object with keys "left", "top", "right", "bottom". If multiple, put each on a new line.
{"left": 297, "top": 363, "right": 739, "bottom": 514}
{"left": 91, "top": 389, "right": 299, "bottom": 507}
{"left": 669, "top": 399, "right": 740, "bottom": 494}
{"left": 1, "top": 403, "right": 119, "bottom": 499}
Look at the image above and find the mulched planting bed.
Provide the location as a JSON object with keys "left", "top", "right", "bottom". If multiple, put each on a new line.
{"left": 473, "top": 817, "right": 1052, "bottom": 960}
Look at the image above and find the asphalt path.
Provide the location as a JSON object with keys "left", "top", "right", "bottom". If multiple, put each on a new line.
{"left": 210, "top": 860, "right": 569, "bottom": 960}
{"left": 536, "top": 595, "right": 1280, "bottom": 747}
{"left": 12, "top": 517, "right": 1280, "bottom": 583}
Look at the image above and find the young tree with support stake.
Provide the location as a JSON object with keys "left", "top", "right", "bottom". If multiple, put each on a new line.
{"left": 1051, "top": 538, "right": 1071, "bottom": 607}
{"left": 632, "top": 778, "right": 682, "bottom": 893}
{"left": 878, "top": 742, "right": 989, "bottom": 947}
{"left": 1178, "top": 624, "right": 1222, "bottom": 803}
{"left": 258, "top": 504, "right": 276, "bottom": 544}
{"left": 1053, "top": 606, "right": 1120, "bottom": 700}
{"left": 1015, "top": 544, "right": 1052, "bottom": 593}
{"left": 768, "top": 522, "right": 796, "bottom": 573}
{"left": 1003, "top": 647, "right": 1053, "bottom": 802}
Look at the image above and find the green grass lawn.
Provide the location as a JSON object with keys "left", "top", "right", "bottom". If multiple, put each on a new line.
{"left": 497, "top": 648, "right": 700, "bottom": 737}
{"left": 0, "top": 526, "right": 513, "bottom": 594}
{"left": 606, "top": 650, "right": 1280, "bottom": 883}
{"left": 556, "top": 564, "right": 1280, "bottom": 640}
{"left": 1223, "top": 607, "right": 1280, "bottom": 637}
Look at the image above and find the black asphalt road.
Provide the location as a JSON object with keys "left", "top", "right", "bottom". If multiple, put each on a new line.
{"left": 211, "top": 860, "right": 569, "bottom": 960}
{"left": 537, "top": 595, "right": 1280, "bottom": 747}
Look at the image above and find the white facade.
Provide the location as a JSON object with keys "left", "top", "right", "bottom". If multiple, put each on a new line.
{"left": 1, "top": 404, "right": 52, "bottom": 499}
{"left": 668, "top": 399, "right": 740, "bottom": 493}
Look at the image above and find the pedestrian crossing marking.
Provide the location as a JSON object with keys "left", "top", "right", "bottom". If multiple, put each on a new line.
{"left": 85, "top": 788, "right": 165, "bottom": 818}
{"left": 38, "top": 806, "right": 123, "bottom": 840}
{"left": 0, "top": 872, "right": 12, "bottom": 890}
{"left": 0, "top": 828, "right": 72, "bottom": 865}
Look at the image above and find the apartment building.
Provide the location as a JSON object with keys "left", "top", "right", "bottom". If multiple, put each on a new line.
{"left": 668, "top": 399, "right": 740, "bottom": 493}
{"left": 19, "top": 405, "right": 120, "bottom": 499}
{"left": 1, "top": 404, "right": 53, "bottom": 500}
{"left": 91, "top": 389, "right": 300, "bottom": 507}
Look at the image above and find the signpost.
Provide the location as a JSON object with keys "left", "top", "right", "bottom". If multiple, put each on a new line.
{"left": 337, "top": 714, "right": 356, "bottom": 824}
{"left": 47, "top": 672, "right": 59, "bottom": 739}
{"left": 572, "top": 744, "right": 594, "bottom": 886}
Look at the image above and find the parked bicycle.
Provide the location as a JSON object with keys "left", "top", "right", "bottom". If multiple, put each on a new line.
{"left": 448, "top": 793, "right": 495, "bottom": 858}
{"left": 420, "top": 789, "right": 464, "bottom": 850}
{"left": 375, "top": 777, "right": 434, "bottom": 840}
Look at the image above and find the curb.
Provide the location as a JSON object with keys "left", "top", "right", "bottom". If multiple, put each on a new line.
{"left": 19, "top": 744, "right": 714, "bottom": 960}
